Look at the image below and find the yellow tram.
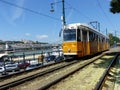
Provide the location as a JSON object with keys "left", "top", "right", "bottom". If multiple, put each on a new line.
{"left": 62, "top": 23, "right": 109, "bottom": 59}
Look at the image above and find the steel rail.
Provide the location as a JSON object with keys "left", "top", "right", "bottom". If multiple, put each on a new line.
{"left": 38, "top": 53, "right": 105, "bottom": 90}
{"left": 94, "top": 53, "right": 119, "bottom": 90}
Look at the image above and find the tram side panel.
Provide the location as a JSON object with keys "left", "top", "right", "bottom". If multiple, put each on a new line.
{"left": 87, "top": 41, "right": 90, "bottom": 55}
{"left": 105, "top": 39, "right": 110, "bottom": 50}
{"left": 107, "top": 42, "right": 110, "bottom": 50}
{"left": 98, "top": 41, "right": 100, "bottom": 52}
{"left": 99, "top": 42, "right": 103, "bottom": 52}
{"left": 89, "top": 41, "right": 98, "bottom": 55}
{"left": 82, "top": 41, "right": 90, "bottom": 56}
{"left": 63, "top": 40, "right": 108, "bottom": 59}
{"left": 105, "top": 42, "right": 109, "bottom": 51}
{"left": 82, "top": 30, "right": 90, "bottom": 56}
{"left": 77, "top": 42, "right": 84, "bottom": 57}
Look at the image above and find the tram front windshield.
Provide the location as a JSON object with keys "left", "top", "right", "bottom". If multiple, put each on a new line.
{"left": 63, "top": 29, "right": 76, "bottom": 41}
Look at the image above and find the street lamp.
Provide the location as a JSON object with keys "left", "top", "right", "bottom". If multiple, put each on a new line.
{"left": 50, "top": 0, "right": 66, "bottom": 37}
{"left": 50, "top": 3, "right": 54, "bottom": 12}
{"left": 50, "top": 0, "right": 66, "bottom": 27}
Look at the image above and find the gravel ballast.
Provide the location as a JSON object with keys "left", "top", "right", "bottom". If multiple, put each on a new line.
{"left": 48, "top": 55, "right": 115, "bottom": 90}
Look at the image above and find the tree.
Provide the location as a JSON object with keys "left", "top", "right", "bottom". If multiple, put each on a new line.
{"left": 110, "top": 0, "right": 120, "bottom": 14}
{"left": 108, "top": 33, "right": 120, "bottom": 46}
{"left": 108, "top": 33, "right": 114, "bottom": 46}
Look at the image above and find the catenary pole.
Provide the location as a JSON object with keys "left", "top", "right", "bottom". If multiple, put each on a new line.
{"left": 62, "top": 0, "right": 66, "bottom": 27}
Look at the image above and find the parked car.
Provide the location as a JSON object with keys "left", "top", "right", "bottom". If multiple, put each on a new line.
{"left": 0, "top": 62, "right": 4, "bottom": 66}
{"left": 55, "top": 55, "right": 65, "bottom": 62}
{"left": 5, "top": 61, "right": 15, "bottom": 65}
{"left": 26, "top": 64, "right": 41, "bottom": 70}
{"left": 5, "top": 63, "right": 20, "bottom": 72}
{"left": 44, "top": 55, "right": 56, "bottom": 62}
{"left": 0, "top": 63, "right": 20, "bottom": 74}
{"left": 18, "top": 61, "right": 30, "bottom": 69}
{"left": 0, "top": 66, "right": 5, "bottom": 75}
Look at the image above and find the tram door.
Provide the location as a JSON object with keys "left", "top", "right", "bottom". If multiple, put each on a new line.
{"left": 82, "top": 30, "right": 88, "bottom": 56}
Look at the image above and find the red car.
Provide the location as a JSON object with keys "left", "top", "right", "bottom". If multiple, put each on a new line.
{"left": 18, "top": 61, "right": 30, "bottom": 69}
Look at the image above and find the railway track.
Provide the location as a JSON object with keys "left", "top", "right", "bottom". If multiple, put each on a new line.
{"left": 94, "top": 53, "right": 119, "bottom": 90}
{"left": 0, "top": 53, "right": 105, "bottom": 90}
{"left": 47, "top": 54, "right": 117, "bottom": 90}
{"left": 0, "top": 60, "right": 71, "bottom": 87}
{"left": 0, "top": 60, "right": 64, "bottom": 80}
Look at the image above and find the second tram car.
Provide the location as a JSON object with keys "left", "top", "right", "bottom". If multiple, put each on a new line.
{"left": 62, "top": 23, "right": 109, "bottom": 59}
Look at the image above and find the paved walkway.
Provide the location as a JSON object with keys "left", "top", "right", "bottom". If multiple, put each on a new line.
{"left": 110, "top": 47, "right": 120, "bottom": 52}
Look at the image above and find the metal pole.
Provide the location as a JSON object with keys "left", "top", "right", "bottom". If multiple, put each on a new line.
{"left": 106, "top": 28, "right": 107, "bottom": 36}
{"left": 62, "top": 0, "right": 66, "bottom": 26}
{"left": 115, "top": 30, "right": 117, "bottom": 47}
{"left": 23, "top": 53, "right": 25, "bottom": 62}
{"left": 33, "top": 53, "right": 35, "bottom": 60}
{"left": 115, "top": 30, "right": 116, "bottom": 37}
{"left": 98, "top": 22, "right": 100, "bottom": 32}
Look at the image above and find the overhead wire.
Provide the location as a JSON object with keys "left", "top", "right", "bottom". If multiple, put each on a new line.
{"left": 65, "top": 0, "right": 118, "bottom": 36}
{"left": 0, "top": 0, "right": 61, "bottom": 21}
{"left": 96, "top": 0, "right": 116, "bottom": 30}
{"left": 65, "top": 1, "right": 94, "bottom": 22}
{"left": 0, "top": 0, "right": 117, "bottom": 33}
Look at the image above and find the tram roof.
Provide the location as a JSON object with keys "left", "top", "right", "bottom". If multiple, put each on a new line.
{"left": 65, "top": 23, "right": 109, "bottom": 39}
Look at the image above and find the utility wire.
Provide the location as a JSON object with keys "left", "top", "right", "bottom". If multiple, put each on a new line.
{"left": 65, "top": 1, "right": 93, "bottom": 21}
{"left": 0, "top": 0, "right": 61, "bottom": 21}
{"left": 97, "top": 0, "right": 116, "bottom": 29}
{"left": 66, "top": 0, "right": 116, "bottom": 33}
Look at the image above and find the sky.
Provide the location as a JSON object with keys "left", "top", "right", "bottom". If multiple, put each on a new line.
{"left": 0, "top": 0, "right": 120, "bottom": 43}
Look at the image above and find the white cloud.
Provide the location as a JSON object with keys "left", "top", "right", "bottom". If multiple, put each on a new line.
{"left": 36, "top": 35, "right": 48, "bottom": 39}
{"left": 25, "top": 33, "right": 31, "bottom": 36}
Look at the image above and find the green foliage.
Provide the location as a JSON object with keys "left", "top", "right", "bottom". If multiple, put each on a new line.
{"left": 108, "top": 33, "right": 120, "bottom": 46}
{"left": 110, "top": 0, "right": 120, "bottom": 14}
{"left": 109, "top": 33, "right": 114, "bottom": 45}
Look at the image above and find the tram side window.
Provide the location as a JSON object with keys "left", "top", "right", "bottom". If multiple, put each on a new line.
{"left": 101, "top": 37, "right": 105, "bottom": 43}
{"left": 100, "top": 37, "right": 102, "bottom": 43}
{"left": 107, "top": 39, "right": 109, "bottom": 43}
{"left": 77, "top": 29, "right": 81, "bottom": 41}
{"left": 104, "top": 38, "right": 105, "bottom": 43}
{"left": 89, "top": 31, "right": 92, "bottom": 41}
{"left": 95, "top": 34, "right": 98, "bottom": 41}
{"left": 93, "top": 33, "right": 95, "bottom": 41}
{"left": 89, "top": 31, "right": 95, "bottom": 41}
{"left": 98, "top": 36, "right": 101, "bottom": 42}
{"left": 82, "top": 30, "right": 87, "bottom": 41}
